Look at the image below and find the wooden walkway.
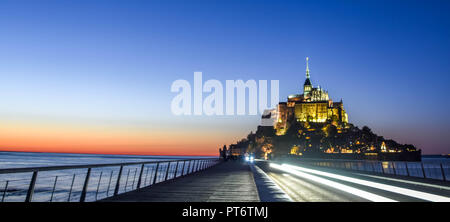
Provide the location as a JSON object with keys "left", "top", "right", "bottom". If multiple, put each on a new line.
{"left": 100, "top": 161, "right": 260, "bottom": 202}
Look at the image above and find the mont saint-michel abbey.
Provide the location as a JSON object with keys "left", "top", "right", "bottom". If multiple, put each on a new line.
{"left": 239, "top": 57, "right": 420, "bottom": 161}
{"left": 262, "top": 57, "right": 348, "bottom": 135}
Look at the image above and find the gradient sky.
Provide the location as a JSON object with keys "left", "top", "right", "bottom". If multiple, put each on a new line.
{"left": 0, "top": 0, "right": 449, "bottom": 155}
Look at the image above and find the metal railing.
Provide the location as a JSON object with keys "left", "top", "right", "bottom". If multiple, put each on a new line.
{"left": 0, "top": 158, "right": 219, "bottom": 202}
{"left": 293, "top": 158, "right": 449, "bottom": 182}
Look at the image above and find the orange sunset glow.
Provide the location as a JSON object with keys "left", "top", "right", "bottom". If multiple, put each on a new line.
{"left": 0, "top": 118, "right": 240, "bottom": 156}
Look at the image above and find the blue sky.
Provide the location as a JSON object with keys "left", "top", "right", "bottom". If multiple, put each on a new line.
{"left": 0, "top": 0, "right": 449, "bottom": 154}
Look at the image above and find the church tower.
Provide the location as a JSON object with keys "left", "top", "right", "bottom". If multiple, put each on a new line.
{"left": 303, "top": 57, "right": 312, "bottom": 96}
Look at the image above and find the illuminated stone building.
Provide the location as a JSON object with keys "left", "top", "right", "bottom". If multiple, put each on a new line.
{"left": 263, "top": 57, "right": 349, "bottom": 135}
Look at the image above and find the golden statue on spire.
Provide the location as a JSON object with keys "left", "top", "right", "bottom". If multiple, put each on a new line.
{"left": 306, "top": 57, "right": 310, "bottom": 79}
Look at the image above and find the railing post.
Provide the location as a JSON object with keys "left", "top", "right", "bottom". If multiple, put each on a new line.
{"left": 67, "top": 174, "right": 76, "bottom": 201}
{"left": 137, "top": 164, "right": 145, "bottom": 188}
{"left": 25, "top": 171, "right": 38, "bottom": 202}
{"left": 164, "top": 162, "right": 171, "bottom": 181}
{"left": 392, "top": 162, "right": 397, "bottom": 175}
{"left": 421, "top": 163, "right": 427, "bottom": 178}
{"left": 114, "top": 165, "right": 124, "bottom": 196}
{"left": 80, "top": 168, "right": 92, "bottom": 202}
{"left": 95, "top": 171, "right": 103, "bottom": 200}
{"left": 380, "top": 162, "right": 385, "bottom": 174}
{"left": 194, "top": 160, "right": 199, "bottom": 172}
{"left": 143, "top": 166, "right": 150, "bottom": 186}
{"left": 440, "top": 163, "right": 446, "bottom": 181}
{"left": 187, "top": 160, "right": 192, "bottom": 174}
{"left": 50, "top": 176, "right": 58, "bottom": 202}
{"left": 405, "top": 162, "right": 410, "bottom": 177}
{"left": 152, "top": 163, "right": 160, "bottom": 184}
{"left": 124, "top": 169, "right": 131, "bottom": 191}
{"left": 147, "top": 166, "right": 154, "bottom": 184}
{"left": 181, "top": 161, "right": 186, "bottom": 176}
{"left": 131, "top": 169, "right": 137, "bottom": 189}
{"left": 190, "top": 160, "right": 194, "bottom": 173}
{"left": 186, "top": 160, "right": 193, "bottom": 174}
{"left": 106, "top": 171, "right": 113, "bottom": 196}
{"left": 2, "top": 181, "right": 9, "bottom": 202}
{"left": 174, "top": 161, "right": 179, "bottom": 178}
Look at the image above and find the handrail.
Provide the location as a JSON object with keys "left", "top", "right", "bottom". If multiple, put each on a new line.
{"left": 0, "top": 158, "right": 215, "bottom": 174}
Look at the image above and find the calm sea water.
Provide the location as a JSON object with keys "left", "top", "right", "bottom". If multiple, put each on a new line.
{"left": 0, "top": 151, "right": 206, "bottom": 169}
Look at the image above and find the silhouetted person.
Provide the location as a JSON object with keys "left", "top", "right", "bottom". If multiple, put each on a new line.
{"left": 221, "top": 145, "right": 228, "bottom": 161}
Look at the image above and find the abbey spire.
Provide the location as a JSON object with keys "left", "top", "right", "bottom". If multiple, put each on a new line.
{"left": 303, "top": 57, "right": 312, "bottom": 95}
{"left": 306, "top": 56, "right": 310, "bottom": 79}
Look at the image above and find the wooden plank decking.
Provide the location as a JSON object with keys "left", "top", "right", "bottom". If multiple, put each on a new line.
{"left": 100, "top": 161, "right": 260, "bottom": 202}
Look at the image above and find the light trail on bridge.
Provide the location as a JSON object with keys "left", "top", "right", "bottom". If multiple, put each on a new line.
{"left": 353, "top": 173, "right": 450, "bottom": 191}
{"left": 267, "top": 162, "right": 450, "bottom": 202}
{"left": 279, "top": 163, "right": 450, "bottom": 202}
{"left": 270, "top": 163, "right": 396, "bottom": 202}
